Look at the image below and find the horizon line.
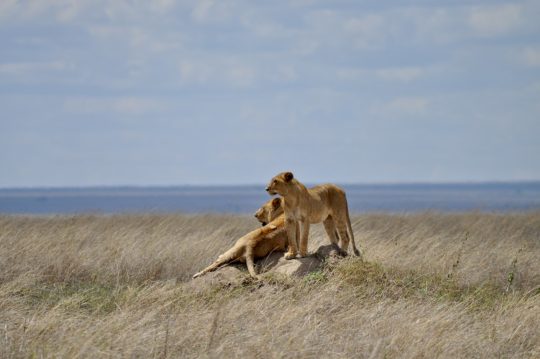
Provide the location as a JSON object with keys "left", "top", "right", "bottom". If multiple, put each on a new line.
{"left": 2, "top": 179, "right": 540, "bottom": 191}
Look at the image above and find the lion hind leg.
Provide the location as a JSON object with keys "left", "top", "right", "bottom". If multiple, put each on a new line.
{"left": 192, "top": 247, "right": 243, "bottom": 279}
{"left": 336, "top": 223, "right": 349, "bottom": 249}
{"left": 323, "top": 217, "right": 339, "bottom": 245}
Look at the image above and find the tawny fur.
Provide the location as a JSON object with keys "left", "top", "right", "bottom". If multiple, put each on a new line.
{"left": 265, "top": 171, "right": 361, "bottom": 259}
{"left": 193, "top": 199, "right": 287, "bottom": 279}
{"left": 254, "top": 197, "right": 284, "bottom": 226}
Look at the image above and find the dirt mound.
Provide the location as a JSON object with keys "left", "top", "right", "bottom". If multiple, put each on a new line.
{"left": 192, "top": 244, "right": 346, "bottom": 286}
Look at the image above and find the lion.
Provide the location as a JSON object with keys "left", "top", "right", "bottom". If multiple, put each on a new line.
{"left": 193, "top": 198, "right": 287, "bottom": 279}
{"left": 254, "top": 197, "right": 283, "bottom": 226}
{"left": 265, "top": 171, "right": 361, "bottom": 260}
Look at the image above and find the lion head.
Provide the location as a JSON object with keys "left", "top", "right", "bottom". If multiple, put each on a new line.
{"left": 254, "top": 197, "right": 283, "bottom": 226}
{"left": 265, "top": 171, "right": 295, "bottom": 196}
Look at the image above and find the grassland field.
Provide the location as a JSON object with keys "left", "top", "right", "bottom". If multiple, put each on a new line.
{"left": 0, "top": 212, "right": 539, "bottom": 358}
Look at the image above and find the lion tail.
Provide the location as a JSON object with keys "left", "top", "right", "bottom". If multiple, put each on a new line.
{"left": 344, "top": 197, "right": 362, "bottom": 258}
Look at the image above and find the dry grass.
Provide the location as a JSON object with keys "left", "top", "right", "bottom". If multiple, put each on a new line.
{"left": 0, "top": 212, "right": 539, "bottom": 358}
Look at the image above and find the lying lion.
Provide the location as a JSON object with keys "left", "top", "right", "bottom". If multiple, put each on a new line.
{"left": 192, "top": 198, "right": 286, "bottom": 279}
{"left": 266, "top": 171, "right": 361, "bottom": 259}
{"left": 254, "top": 197, "right": 283, "bottom": 226}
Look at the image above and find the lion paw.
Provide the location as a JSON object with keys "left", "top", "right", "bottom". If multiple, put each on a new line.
{"left": 284, "top": 252, "right": 297, "bottom": 260}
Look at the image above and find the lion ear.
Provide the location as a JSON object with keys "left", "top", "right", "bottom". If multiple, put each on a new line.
{"left": 272, "top": 197, "right": 281, "bottom": 209}
{"left": 284, "top": 172, "right": 294, "bottom": 182}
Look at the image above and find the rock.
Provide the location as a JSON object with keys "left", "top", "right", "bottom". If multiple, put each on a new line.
{"left": 314, "top": 244, "right": 348, "bottom": 263}
{"left": 315, "top": 244, "right": 347, "bottom": 258}
{"left": 270, "top": 255, "right": 323, "bottom": 277}
{"left": 192, "top": 244, "right": 347, "bottom": 282}
{"left": 256, "top": 251, "right": 284, "bottom": 272}
{"left": 257, "top": 244, "right": 346, "bottom": 277}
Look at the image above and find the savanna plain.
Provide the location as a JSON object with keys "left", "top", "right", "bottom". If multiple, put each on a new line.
{"left": 0, "top": 212, "right": 539, "bottom": 358}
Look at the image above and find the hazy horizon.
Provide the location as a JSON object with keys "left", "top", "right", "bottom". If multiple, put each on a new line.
{"left": 2, "top": 181, "right": 539, "bottom": 214}
{"left": 2, "top": 179, "right": 540, "bottom": 191}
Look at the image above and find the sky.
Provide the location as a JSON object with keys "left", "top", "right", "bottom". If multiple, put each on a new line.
{"left": 1, "top": 0, "right": 539, "bottom": 187}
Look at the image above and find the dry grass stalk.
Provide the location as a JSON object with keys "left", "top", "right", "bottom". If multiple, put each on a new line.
{"left": 0, "top": 212, "right": 539, "bottom": 358}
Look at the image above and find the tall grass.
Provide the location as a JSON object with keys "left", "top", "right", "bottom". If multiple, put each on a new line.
{"left": 1, "top": 212, "right": 539, "bottom": 358}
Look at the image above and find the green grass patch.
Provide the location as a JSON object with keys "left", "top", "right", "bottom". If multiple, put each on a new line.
{"left": 14, "top": 282, "right": 128, "bottom": 315}
{"left": 330, "top": 258, "right": 507, "bottom": 309}
{"left": 303, "top": 270, "right": 328, "bottom": 285}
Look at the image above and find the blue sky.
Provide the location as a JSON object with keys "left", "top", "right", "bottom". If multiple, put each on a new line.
{"left": 1, "top": 0, "right": 539, "bottom": 187}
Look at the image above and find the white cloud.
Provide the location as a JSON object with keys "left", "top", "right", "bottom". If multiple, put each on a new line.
{"left": 388, "top": 97, "right": 429, "bottom": 114}
{"left": 304, "top": 10, "right": 388, "bottom": 50}
{"left": 114, "top": 97, "right": 168, "bottom": 115}
{"left": 403, "top": 7, "right": 468, "bottom": 44}
{"left": 0, "top": 0, "right": 92, "bottom": 22}
{"left": 336, "top": 65, "right": 434, "bottom": 83}
{"left": 149, "top": 0, "right": 177, "bottom": 12}
{"left": 0, "top": 0, "right": 18, "bottom": 18}
{"left": 294, "top": 38, "right": 320, "bottom": 56}
{"left": 226, "top": 65, "right": 256, "bottom": 87}
{"left": 177, "top": 57, "right": 295, "bottom": 88}
{"left": 274, "top": 65, "right": 297, "bottom": 82}
{"left": 178, "top": 61, "right": 212, "bottom": 85}
{"left": 63, "top": 97, "right": 168, "bottom": 115}
{"left": 88, "top": 24, "right": 184, "bottom": 56}
{"left": 55, "top": 0, "right": 89, "bottom": 22}
{"left": 190, "top": 0, "right": 237, "bottom": 23}
{"left": 468, "top": 4, "right": 522, "bottom": 37}
{"left": 0, "top": 0, "right": 179, "bottom": 23}
{"left": 343, "top": 14, "right": 386, "bottom": 48}
{"left": 371, "top": 96, "right": 430, "bottom": 118}
{"left": 0, "top": 61, "right": 68, "bottom": 76}
{"left": 335, "top": 68, "right": 367, "bottom": 81}
{"left": 191, "top": 0, "right": 214, "bottom": 22}
{"left": 522, "top": 48, "right": 540, "bottom": 67}
{"left": 396, "top": 2, "right": 538, "bottom": 44}
{"left": 178, "top": 58, "right": 257, "bottom": 88}
{"left": 375, "top": 67, "right": 427, "bottom": 82}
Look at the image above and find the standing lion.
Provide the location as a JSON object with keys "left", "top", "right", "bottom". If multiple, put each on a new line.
{"left": 265, "top": 171, "right": 361, "bottom": 259}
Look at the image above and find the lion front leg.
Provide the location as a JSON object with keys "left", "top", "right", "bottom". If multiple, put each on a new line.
{"left": 299, "top": 219, "right": 310, "bottom": 257}
{"left": 245, "top": 246, "right": 259, "bottom": 278}
{"left": 284, "top": 217, "right": 298, "bottom": 260}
